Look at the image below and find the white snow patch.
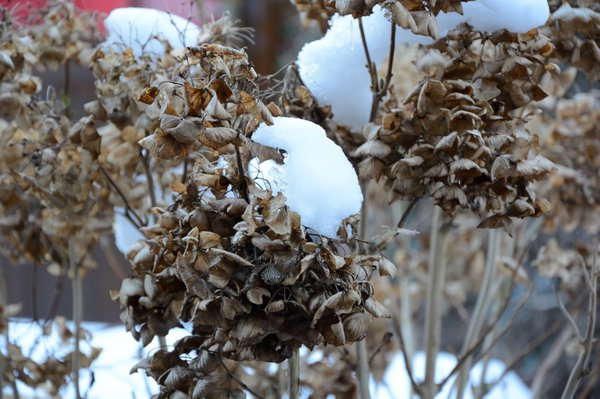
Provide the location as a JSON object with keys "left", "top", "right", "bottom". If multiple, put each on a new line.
{"left": 103, "top": 7, "right": 200, "bottom": 56}
{"left": 297, "top": 1, "right": 550, "bottom": 130}
{"left": 297, "top": 7, "right": 391, "bottom": 130}
{"left": 373, "top": 351, "right": 531, "bottom": 399}
{"left": 2, "top": 319, "right": 189, "bottom": 399}
{"left": 113, "top": 209, "right": 145, "bottom": 255}
{"left": 251, "top": 117, "right": 363, "bottom": 237}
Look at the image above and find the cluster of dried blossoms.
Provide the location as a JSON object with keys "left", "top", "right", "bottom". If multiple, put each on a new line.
{"left": 0, "top": 2, "right": 108, "bottom": 269}
{"left": 354, "top": 27, "right": 555, "bottom": 227}
{"left": 112, "top": 39, "right": 393, "bottom": 397}
{"left": 544, "top": 3, "right": 600, "bottom": 82}
{"left": 0, "top": 2, "right": 110, "bottom": 392}
{"left": 2, "top": 0, "right": 600, "bottom": 397}
{"left": 291, "top": 0, "right": 470, "bottom": 30}
{"left": 533, "top": 92, "right": 600, "bottom": 233}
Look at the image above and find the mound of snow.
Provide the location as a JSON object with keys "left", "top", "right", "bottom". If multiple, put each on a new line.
{"left": 297, "top": 1, "right": 550, "bottom": 130}
{"left": 297, "top": 7, "right": 391, "bottom": 130}
{"left": 103, "top": 7, "right": 200, "bottom": 56}
{"left": 464, "top": 0, "right": 550, "bottom": 33}
{"left": 251, "top": 117, "right": 363, "bottom": 237}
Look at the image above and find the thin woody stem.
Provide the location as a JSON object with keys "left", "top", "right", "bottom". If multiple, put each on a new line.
{"left": 423, "top": 206, "right": 447, "bottom": 399}
{"left": 69, "top": 240, "right": 82, "bottom": 399}
{"left": 289, "top": 347, "right": 300, "bottom": 399}
{"left": 100, "top": 166, "right": 145, "bottom": 228}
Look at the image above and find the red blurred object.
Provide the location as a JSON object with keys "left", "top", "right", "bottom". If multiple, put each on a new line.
{"left": 75, "top": 0, "right": 128, "bottom": 16}
{"left": 1, "top": 0, "right": 127, "bottom": 24}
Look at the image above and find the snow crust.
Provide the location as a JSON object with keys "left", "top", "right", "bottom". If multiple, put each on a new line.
{"left": 251, "top": 117, "right": 363, "bottom": 237}
{"left": 103, "top": 7, "right": 200, "bottom": 56}
{"left": 297, "top": 1, "right": 550, "bottom": 130}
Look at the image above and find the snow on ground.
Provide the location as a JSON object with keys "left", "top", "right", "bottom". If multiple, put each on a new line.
{"left": 103, "top": 7, "right": 200, "bottom": 56}
{"left": 2, "top": 321, "right": 531, "bottom": 399}
{"left": 1, "top": 319, "right": 190, "bottom": 399}
{"left": 251, "top": 117, "right": 363, "bottom": 237}
{"left": 297, "top": 1, "right": 550, "bottom": 130}
{"left": 373, "top": 351, "right": 531, "bottom": 399}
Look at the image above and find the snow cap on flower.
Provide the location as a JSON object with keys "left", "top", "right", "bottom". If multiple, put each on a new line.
{"left": 251, "top": 117, "right": 363, "bottom": 237}
{"left": 297, "top": 1, "right": 550, "bottom": 130}
{"left": 103, "top": 7, "right": 200, "bottom": 56}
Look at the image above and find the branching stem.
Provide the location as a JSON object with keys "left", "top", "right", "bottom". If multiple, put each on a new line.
{"left": 100, "top": 166, "right": 145, "bottom": 228}
{"left": 455, "top": 228, "right": 499, "bottom": 398}
{"left": 560, "top": 251, "right": 598, "bottom": 399}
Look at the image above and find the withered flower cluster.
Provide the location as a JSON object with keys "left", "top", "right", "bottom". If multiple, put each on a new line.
{"left": 0, "top": 3, "right": 109, "bottom": 272}
{"left": 535, "top": 92, "right": 600, "bottom": 233}
{"left": 355, "top": 28, "right": 556, "bottom": 227}
{"left": 0, "top": 3, "right": 109, "bottom": 392}
{"left": 543, "top": 3, "right": 600, "bottom": 82}
{"left": 291, "top": 0, "right": 472, "bottom": 32}
{"left": 105, "top": 20, "right": 393, "bottom": 399}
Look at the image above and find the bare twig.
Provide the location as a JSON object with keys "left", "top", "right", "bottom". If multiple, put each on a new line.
{"left": 216, "top": 353, "right": 265, "bottom": 399}
{"left": 560, "top": 250, "right": 598, "bottom": 399}
{"left": 289, "top": 347, "right": 300, "bottom": 399}
{"left": 531, "top": 329, "right": 573, "bottom": 398}
{"left": 455, "top": 228, "right": 499, "bottom": 398}
{"left": 554, "top": 290, "right": 584, "bottom": 342}
{"left": 358, "top": 18, "right": 377, "bottom": 94}
{"left": 234, "top": 144, "right": 250, "bottom": 203}
{"left": 396, "top": 198, "right": 419, "bottom": 229}
{"left": 369, "top": 22, "right": 396, "bottom": 122}
{"left": 369, "top": 332, "right": 393, "bottom": 366}
{"left": 437, "top": 254, "right": 534, "bottom": 390}
{"left": 492, "top": 318, "right": 563, "bottom": 390}
{"left": 140, "top": 149, "right": 157, "bottom": 209}
{"left": 182, "top": 155, "right": 189, "bottom": 184}
{"left": 391, "top": 314, "right": 422, "bottom": 396}
{"left": 100, "top": 166, "right": 145, "bottom": 228}
{"left": 438, "top": 285, "right": 533, "bottom": 392}
{"left": 99, "top": 236, "right": 126, "bottom": 279}
{"left": 423, "top": 206, "right": 448, "bottom": 399}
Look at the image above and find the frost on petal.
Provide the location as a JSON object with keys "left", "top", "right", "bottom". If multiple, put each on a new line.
{"left": 251, "top": 117, "right": 363, "bottom": 237}
{"left": 103, "top": 7, "right": 201, "bottom": 56}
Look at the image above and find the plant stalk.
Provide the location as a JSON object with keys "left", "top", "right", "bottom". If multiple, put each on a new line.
{"left": 158, "top": 336, "right": 167, "bottom": 348}
{"left": 354, "top": 185, "right": 372, "bottom": 399}
{"left": 423, "top": 206, "right": 448, "bottom": 399}
{"left": 289, "top": 347, "right": 300, "bottom": 399}
{"left": 357, "top": 339, "right": 372, "bottom": 399}
{"left": 69, "top": 240, "right": 82, "bottom": 399}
